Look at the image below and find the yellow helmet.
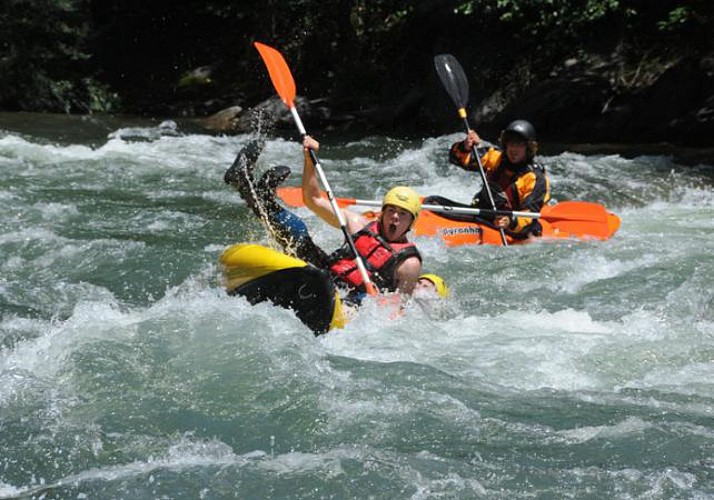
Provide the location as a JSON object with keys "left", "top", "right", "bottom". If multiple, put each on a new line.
{"left": 382, "top": 186, "right": 421, "bottom": 227}
{"left": 419, "top": 273, "right": 450, "bottom": 298}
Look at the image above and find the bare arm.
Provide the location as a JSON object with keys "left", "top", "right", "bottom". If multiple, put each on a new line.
{"left": 301, "top": 136, "right": 367, "bottom": 233}
{"left": 393, "top": 256, "right": 422, "bottom": 295}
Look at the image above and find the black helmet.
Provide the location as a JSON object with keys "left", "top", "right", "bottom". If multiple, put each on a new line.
{"left": 503, "top": 120, "right": 536, "bottom": 142}
{"left": 500, "top": 120, "right": 538, "bottom": 160}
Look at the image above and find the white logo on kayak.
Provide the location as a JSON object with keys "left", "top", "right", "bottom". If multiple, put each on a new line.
{"left": 298, "top": 284, "right": 316, "bottom": 300}
{"left": 438, "top": 227, "right": 482, "bottom": 236}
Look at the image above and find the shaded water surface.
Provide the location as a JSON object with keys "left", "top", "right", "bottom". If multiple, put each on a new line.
{"left": 1, "top": 114, "right": 713, "bottom": 499}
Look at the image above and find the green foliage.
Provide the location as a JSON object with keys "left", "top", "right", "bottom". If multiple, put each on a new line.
{"left": 86, "top": 78, "right": 120, "bottom": 113}
{"left": 0, "top": 0, "right": 108, "bottom": 112}
{"left": 452, "top": 0, "right": 702, "bottom": 46}
{"left": 658, "top": 6, "right": 693, "bottom": 32}
{"left": 447, "top": 0, "right": 708, "bottom": 90}
{"left": 456, "top": 0, "right": 624, "bottom": 40}
{"left": 0, "top": 0, "right": 709, "bottom": 116}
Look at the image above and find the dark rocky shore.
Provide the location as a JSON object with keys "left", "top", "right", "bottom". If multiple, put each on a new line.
{"left": 197, "top": 51, "right": 713, "bottom": 154}
{"left": 2, "top": 2, "right": 711, "bottom": 153}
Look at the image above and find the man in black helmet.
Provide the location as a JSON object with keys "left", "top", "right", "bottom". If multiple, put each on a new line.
{"left": 425, "top": 119, "right": 551, "bottom": 240}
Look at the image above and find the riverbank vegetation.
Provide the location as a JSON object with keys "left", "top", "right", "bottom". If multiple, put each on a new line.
{"left": 1, "top": 1, "right": 711, "bottom": 146}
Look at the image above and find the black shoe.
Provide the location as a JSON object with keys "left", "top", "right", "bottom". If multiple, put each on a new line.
{"left": 256, "top": 166, "right": 291, "bottom": 213}
{"left": 240, "top": 139, "right": 265, "bottom": 165}
{"left": 256, "top": 165, "right": 291, "bottom": 195}
{"left": 224, "top": 139, "right": 265, "bottom": 186}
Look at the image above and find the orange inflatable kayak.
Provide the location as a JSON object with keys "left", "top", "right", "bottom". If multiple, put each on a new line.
{"left": 412, "top": 207, "right": 621, "bottom": 246}
{"left": 277, "top": 187, "right": 620, "bottom": 247}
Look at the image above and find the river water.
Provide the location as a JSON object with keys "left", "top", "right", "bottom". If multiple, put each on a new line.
{"left": 1, "top": 113, "right": 713, "bottom": 499}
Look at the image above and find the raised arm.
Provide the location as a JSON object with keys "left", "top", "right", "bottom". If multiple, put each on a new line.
{"left": 301, "top": 136, "right": 366, "bottom": 233}
{"left": 448, "top": 129, "right": 481, "bottom": 169}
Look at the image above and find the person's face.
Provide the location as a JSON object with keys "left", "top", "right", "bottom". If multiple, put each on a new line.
{"left": 381, "top": 205, "right": 413, "bottom": 241}
{"left": 505, "top": 139, "right": 527, "bottom": 164}
{"left": 416, "top": 278, "right": 437, "bottom": 294}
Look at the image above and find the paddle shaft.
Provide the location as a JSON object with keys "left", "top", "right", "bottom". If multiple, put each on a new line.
{"left": 327, "top": 196, "right": 546, "bottom": 220}
{"left": 435, "top": 54, "right": 508, "bottom": 245}
{"left": 291, "top": 109, "right": 367, "bottom": 246}
{"left": 458, "top": 112, "right": 509, "bottom": 245}
{"left": 254, "top": 42, "right": 378, "bottom": 295}
{"left": 255, "top": 42, "right": 378, "bottom": 294}
{"left": 287, "top": 90, "right": 377, "bottom": 295}
{"left": 276, "top": 186, "right": 611, "bottom": 226}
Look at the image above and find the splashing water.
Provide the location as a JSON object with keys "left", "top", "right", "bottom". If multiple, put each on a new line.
{"left": 1, "top": 117, "right": 713, "bottom": 499}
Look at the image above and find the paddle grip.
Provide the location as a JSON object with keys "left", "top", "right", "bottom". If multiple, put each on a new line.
{"left": 462, "top": 117, "right": 509, "bottom": 245}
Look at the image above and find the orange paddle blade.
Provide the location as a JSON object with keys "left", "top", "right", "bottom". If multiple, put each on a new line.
{"left": 364, "top": 281, "right": 379, "bottom": 296}
{"left": 542, "top": 201, "right": 608, "bottom": 223}
{"left": 277, "top": 187, "right": 305, "bottom": 207}
{"left": 254, "top": 42, "right": 296, "bottom": 108}
{"left": 541, "top": 202, "right": 617, "bottom": 239}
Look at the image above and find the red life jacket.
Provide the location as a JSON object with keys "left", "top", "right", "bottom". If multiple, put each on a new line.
{"left": 328, "top": 221, "right": 421, "bottom": 293}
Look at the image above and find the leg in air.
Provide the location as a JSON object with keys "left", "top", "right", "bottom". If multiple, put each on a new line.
{"left": 225, "top": 141, "right": 328, "bottom": 268}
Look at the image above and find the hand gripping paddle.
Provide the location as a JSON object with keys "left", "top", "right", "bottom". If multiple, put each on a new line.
{"left": 254, "top": 42, "right": 378, "bottom": 295}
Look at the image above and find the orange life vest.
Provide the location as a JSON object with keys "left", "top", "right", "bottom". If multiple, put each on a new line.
{"left": 328, "top": 221, "right": 421, "bottom": 293}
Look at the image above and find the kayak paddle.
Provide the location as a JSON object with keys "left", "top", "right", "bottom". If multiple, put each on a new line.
{"left": 434, "top": 53, "right": 509, "bottom": 246}
{"left": 254, "top": 42, "right": 379, "bottom": 296}
{"left": 276, "top": 186, "right": 616, "bottom": 238}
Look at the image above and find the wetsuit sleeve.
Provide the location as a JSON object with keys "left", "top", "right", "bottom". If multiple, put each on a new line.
{"left": 448, "top": 140, "right": 473, "bottom": 169}
{"left": 480, "top": 148, "right": 501, "bottom": 172}
{"left": 507, "top": 169, "right": 551, "bottom": 234}
{"left": 448, "top": 141, "right": 500, "bottom": 174}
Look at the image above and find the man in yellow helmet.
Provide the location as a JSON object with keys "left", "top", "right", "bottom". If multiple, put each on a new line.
{"left": 416, "top": 273, "right": 450, "bottom": 299}
{"left": 225, "top": 137, "right": 423, "bottom": 302}
{"left": 413, "top": 273, "right": 451, "bottom": 319}
{"left": 302, "top": 136, "right": 423, "bottom": 298}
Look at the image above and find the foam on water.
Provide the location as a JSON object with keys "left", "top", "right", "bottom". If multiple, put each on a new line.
{"left": 1, "top": 124, "right": 713, "bottom": 498}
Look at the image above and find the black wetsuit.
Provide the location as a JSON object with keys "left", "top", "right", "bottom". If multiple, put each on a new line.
{"left": 224, "top": 139, "right": 329, "bottom": 268}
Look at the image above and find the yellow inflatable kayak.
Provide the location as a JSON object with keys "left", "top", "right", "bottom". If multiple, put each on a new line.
{"left": 219, "top": 243, "right": 347, "bottom": 335}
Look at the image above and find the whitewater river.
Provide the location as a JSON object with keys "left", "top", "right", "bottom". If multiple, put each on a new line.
{"left": 1, "top": 114, "right": 713, "bottom": 499}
